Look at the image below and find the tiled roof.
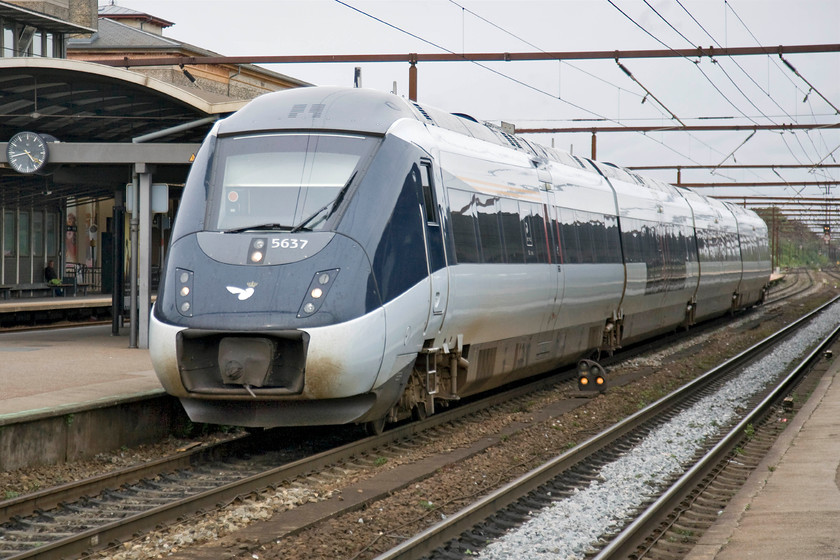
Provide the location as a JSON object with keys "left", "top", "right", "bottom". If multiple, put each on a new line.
{"left": 68, "top": 18, "right": 182, "bottom": 50}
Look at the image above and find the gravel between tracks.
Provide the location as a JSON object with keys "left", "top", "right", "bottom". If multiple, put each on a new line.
{"left": 1, "top": 278, "right": 836, "bottom": 560}
{"left": 478, "top": 301, "right": 840, "bottom": 560}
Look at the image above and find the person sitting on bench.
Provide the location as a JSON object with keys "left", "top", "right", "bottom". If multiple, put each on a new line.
{"left": 44, "top": 260, "right": 63, "bottom": 296}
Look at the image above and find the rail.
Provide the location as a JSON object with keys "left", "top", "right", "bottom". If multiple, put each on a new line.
{"left": 594, "top": 303, "right": 840, "bottom": 559}
{"left": 372, "top": 295, "right": 840, "bottom": 560}
{"left": 0, "top": 354, "right": 572, "bottom": 560}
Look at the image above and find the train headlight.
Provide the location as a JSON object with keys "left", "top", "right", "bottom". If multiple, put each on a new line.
{"left": 248, "top": 237, "right": 267, "bottom": 265}
{"left": 176, "top": 267, "right": 194, "bottom": 317}
{"left": 297, "top": 268, "right": 340, "bottom": 318}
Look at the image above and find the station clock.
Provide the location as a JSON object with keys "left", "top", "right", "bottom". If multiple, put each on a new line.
{"left": 6, "top": 131, "right": 51, "bottom": 174}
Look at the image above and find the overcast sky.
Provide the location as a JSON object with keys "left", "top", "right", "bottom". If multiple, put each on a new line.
{"left": 114, "top": 0, "right": 840, "bottom": 206}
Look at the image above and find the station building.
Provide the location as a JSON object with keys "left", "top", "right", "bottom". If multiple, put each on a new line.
{"left": 0, "top": 0, "right": 309, "bottom": 345}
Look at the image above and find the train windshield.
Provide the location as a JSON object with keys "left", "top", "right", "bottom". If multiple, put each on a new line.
{"left": 208, "top": 132, "right": 377, "bottom": 232}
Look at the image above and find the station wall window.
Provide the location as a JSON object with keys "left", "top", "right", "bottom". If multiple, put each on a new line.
{"left": 0, "top": 19, "right": 62, "bottom": 58}
{"left": 32, "top": 30, "right": 42, "bottom": 56}
{"left": 46, "top": 214, "right": 57, "bottom": 256}
{"left": 18, "top": 211, "right": 30, "bottom": 257}
{"left": 33, "top": 212, "right": 44, "bottom": 257}
{"left": 3, "top": 211, "right": 14, "bottom": 256}
{"left": 1, "top": 24, "right": 13, "bottom": 57}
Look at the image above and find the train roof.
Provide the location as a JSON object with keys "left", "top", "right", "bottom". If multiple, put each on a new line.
{"left": 216, "top": 86, "right": 572, "bottom": 161}
{"left": 215, "top": 87, "right": 763, "bottom": 225}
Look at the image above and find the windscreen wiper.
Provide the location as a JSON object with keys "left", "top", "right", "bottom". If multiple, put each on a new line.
{"left": 290, "top": 203, "right": 331, "bottom": 233}
{"left": 291, "top": 172, "right": 356, "bottom": 233}
{"left": 223, "top": 223, "right": 292, "bottom": 233}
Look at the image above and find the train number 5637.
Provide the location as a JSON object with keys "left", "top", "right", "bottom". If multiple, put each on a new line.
{"left": 271, "top": 238, "right": 309, "bottom": 249}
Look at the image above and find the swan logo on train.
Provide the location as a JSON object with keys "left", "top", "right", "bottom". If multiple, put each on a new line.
{"left": 149, "top": 86, "right": 771, "bottom": 434}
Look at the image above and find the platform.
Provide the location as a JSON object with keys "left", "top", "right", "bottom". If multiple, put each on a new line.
{"left": 0, "top": 324, "right": 161, "bottom": 421}
{"left": 0, "top": 294, "right": 112, "bottom": 315}
{"left": 0, "top": 324, "right": 185, "bottom": 471}
{"left": 686, "top": 350, "right": 840, "bottom": 559}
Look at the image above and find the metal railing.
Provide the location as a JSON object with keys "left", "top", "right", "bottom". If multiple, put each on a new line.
{"left": 64, "top": 263, "right": 102, "bottom": 293}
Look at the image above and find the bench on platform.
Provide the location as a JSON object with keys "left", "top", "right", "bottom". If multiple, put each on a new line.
{"left": 10, "top": 283, "right": 54, "bottom": 298}
{"left": 61, "top": 276, "right": 90, "bottom": 296}
{"left": 2, "top": 280, "right": 93, "bottom": 299}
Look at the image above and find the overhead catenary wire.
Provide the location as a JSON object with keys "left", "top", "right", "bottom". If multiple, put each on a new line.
{"left": 779, "top": 55, "right": 840, "bottom": 116}
{"left": 443, "top": 0, "right": 731, "bottom": 160}
{"left": 332, "top": 0, "right": 712, "bottom": 166}
{"left": 645, "top": 0, "right": 779, "bottom": 129}
{"left": 443, "top": 0, "right": 733, "bottom": 162}
{"left": 722, "top": 0, "right": 837, "bottom": 189}
{"left": 609, "top": 0, "right": 837, "bottom": 199}
{"left": 445, "top": 0, "right": 649, "bottom": 104}
{"left": 605, "top": 0, "right": 760, "bottom": 126}
{"left": 675, "top": 0, "right": 838, "bottom": 194}
{"left": 615, "top": 60, "right": 685, "bottom": 126}
{"left": 332, "top": 0, "right": 609, "bottom": 121}
{"left": 675, "top": 0, "right": 794, "bottom": 123}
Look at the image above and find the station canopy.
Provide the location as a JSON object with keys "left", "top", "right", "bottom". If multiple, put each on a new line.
{"left": 0, "top": 58, "right": 245, "bottom": 208}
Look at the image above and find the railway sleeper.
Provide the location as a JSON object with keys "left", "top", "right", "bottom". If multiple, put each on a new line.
{"left": 460, "top": 530, "right": 493, "bottom": 548}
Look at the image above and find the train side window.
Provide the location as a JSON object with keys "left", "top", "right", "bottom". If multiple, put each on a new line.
{"left": 548, "top": 205, "right": 563, "bottom": 264}
{"left": 448, "top": 188, "right": 480, "bottom": 263}
{"left": 420, "top": 161, "right": 438, "bottom": 225}
{"left": 476, "top": 194, "right": 504, "bottom": 263}
{"left": 605, "top": 214, "right": 621, "bottom": 263}
{"left": 520, "top": 202, "right": 548, "bottom": 264}
{"left": 500, "top": 198, "right": 524, "bottom": 263}
{"left": 558, "top": 207, "right": 580, "bottom": 264}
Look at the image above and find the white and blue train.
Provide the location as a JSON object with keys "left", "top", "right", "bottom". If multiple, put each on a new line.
{"left": 150, "top": 86, "right": 771, "bottom": 433}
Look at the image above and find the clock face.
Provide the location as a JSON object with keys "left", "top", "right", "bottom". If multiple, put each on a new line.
{"left": 6, "top": 131, "right": 49, "bottom": 174}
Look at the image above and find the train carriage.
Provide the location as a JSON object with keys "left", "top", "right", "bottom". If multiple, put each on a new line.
{"left": 726, "top": 202, "right": 772, "bottom": 307}
{"left": 150, "top": 86, "right": 771, "bottom": 432}
{"left": 677, "top": 189, "right": 748, "bottom": 322}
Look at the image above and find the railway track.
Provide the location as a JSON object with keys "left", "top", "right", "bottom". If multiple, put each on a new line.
{"left": 0, "top": 359, "right": 582, "bottom": 560}
{"left": 0, "top": 272, "right": 832, "bottom": 560}
{"left": 765, "top": 268, "right": 813, "bottom": 303}
{"left": 371, "top": 296, "right": 840, "bottom": 560}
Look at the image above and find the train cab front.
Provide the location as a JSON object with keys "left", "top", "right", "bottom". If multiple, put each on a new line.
{"left": 149, "top": 129, "right": 390, "bottom": 427}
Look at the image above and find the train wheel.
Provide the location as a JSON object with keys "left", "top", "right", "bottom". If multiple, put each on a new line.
{"left": 412, "top": 401, "right": 428, "bottom": 421}
{"left": 364, "top": 416, "right": 387, "bottom": 436}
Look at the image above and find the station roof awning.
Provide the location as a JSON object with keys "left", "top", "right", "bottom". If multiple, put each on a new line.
{"left": 1, "top": 58, "right": 248, "bottom": 207}
{"left": 0, "top": 58, "right": 245, "bottom": 143}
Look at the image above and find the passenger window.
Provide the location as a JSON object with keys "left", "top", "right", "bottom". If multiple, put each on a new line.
{"left": 448, "top": 188, "right": 480, "bottom": 263}
{"left": 500, "top": 198, "right": 524, "bottom": 263}
{"left": 420, "top": 161, "right": 438, "bottom": 225}
{"left": 476, "top": 195, "right": 504, "bottom": 264}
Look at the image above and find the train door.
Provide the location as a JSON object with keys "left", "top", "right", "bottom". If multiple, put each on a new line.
{"left": 420, "top": 159, "right": 449, "bottom": 336}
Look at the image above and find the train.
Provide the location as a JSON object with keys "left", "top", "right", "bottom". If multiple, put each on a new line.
{"left": 149, "top": 86, "right": 772, "bottom": 434}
